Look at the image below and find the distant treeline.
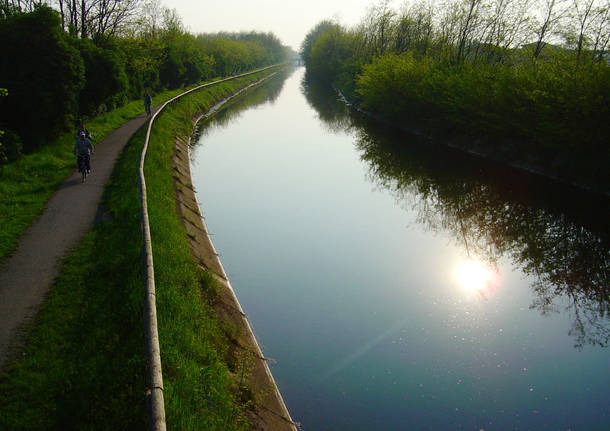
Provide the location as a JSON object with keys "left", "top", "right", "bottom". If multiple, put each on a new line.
{"left": 301, "top": 0, "right": 610, "bottom": 189}
{"left": 0, "top": 2, "right": 289, "bottom": 162}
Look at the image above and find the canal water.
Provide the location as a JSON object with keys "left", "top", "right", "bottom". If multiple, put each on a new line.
{"left": 190, "top": 67, "right": 609, "bottom": 431}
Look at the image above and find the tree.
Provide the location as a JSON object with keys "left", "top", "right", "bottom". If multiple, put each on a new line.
{"left": 300, "top": 20, "right": 340, "bottom": 64}
{"left": 137, "top": 0, "right": 162, "bottom": 38}
{"left": 1, "top": 0, "right": 53, "bottom": 13}
{"left": 488, "top": 0, "right": 531, "bottom": 51}
{"left": 56, "top": 0, "right": 140, "bottom": 39}
{"left": 393, "top": 1, "right": 435, "bottom": 56}
{"left": 531, "top": 0, "right": 568, "bottom": 59}
{"left": 0, "top": 87, "right": 8, "bottom": 166}
{"left": 359, "top": 0, "right": 397, "bottom": 56}
{"left": 586, "top": 2, "right": 609, "bottom": 62}
{"left": 570, "top": 0, "right": 597, "bottom": 61}
{"left": 76, "top": 38, "right": 129, "bottom": 115}
{"left": 0, "top": 6, "right": 84, "bottom": 150}
{"left": 455, "top": 0, "right": 484, "bottom": 63}
{"left": 436, "top": 0, "right": 463, "bottom": 60}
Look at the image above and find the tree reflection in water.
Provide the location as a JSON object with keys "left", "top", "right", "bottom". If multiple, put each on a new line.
{"left": 302, "top": 74, "right": 609, "bottom": 349}
{"left": 193, "top": 66, "right": 294, "bottom": 142}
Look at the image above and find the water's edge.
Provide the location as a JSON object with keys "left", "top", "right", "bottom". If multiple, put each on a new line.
{"left": 335, "top": 88, "right": 609, "bottom": 198}
{"left": 171, "top": 76, "right": 297, "bottom": 430}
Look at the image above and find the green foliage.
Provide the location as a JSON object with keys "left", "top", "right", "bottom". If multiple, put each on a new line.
{"left": 0, "top": 7, "right": 287, "bottom": 158}
{"left": 75, "top": 38, "right": 129, "bottom": 116}
{"left": 0, "top": 88, "right": 11, "bottom": 166}
{"left": 302, "top": 23, "right": 371, "bottom": 99}
{"left": 357, "top": 52, "right": 610, "bottom": 154}
{"left": 308, "top": 26, "right": 349, "bottom": 81}
{"left": 0, "top": 6, "right": 84, "bottom": 151}
{"left": 120, "top": 36, "right": 164, "bottom": 98}
{"left": 160, "top": 43, "right": 188, "bottom": 88}
{"left": 197, "top": 32, "right": 286, "bottom": 77}
{"left": 0, "top": 130, "right": 23, "bottom": 163}
{"left": 300, "top": 20, "right": 339, "bottom": 65}
{"left": 356, "top": 53, "right": 439, "bottom": 119}
{"left": 303, "top": 1, "right": 610, "bottom": 189}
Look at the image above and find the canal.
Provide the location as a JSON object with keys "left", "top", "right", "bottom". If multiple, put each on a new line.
{"left": 190, "top": 67, "right": 609, "bottom": 430}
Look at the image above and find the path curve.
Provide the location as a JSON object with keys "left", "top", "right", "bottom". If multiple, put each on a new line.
{"left": 0, "top": 110, "right": 156, "bottom": 370}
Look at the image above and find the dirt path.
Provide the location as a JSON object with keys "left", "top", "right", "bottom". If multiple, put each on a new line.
{"left": 0, "top": 110, "right": 155, "bottom": 370}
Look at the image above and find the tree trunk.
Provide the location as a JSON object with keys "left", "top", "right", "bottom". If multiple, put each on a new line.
{"left": 58, "top": 0, "right": 65, "bottom": 30}
{"left": 72, "top": 0, "right": 77, "bottom": 32}
{"left": 80, "top": 0, "right": 86, "bottom": 38}
{"left": 457, "top": 0, "right": 479, "bottom": 64}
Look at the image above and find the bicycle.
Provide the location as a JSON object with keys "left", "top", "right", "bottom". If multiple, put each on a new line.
{"left": 74, "top": 131, "right": 94, "bottom": 183}
{"left": 77, "top": 154, "right": 90, "bottom": 183}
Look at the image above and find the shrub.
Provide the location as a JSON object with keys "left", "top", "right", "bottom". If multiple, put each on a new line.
{"left": 0, "top": 6, "right": 84, "bottom": 151}
{"left": 76, "top": 39, "right": 129, "bottom": 116}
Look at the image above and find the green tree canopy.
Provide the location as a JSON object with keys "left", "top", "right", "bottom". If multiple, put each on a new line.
{"left": 0, "top": 5, "right": 84, "bottom": 150}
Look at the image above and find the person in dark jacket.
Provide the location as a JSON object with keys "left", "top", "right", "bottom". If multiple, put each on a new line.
{"left": 144, "top": 93, "right": 152, "bottom": 116}
{"left": 73, "top": 131, "right": 94, "bottom": 174}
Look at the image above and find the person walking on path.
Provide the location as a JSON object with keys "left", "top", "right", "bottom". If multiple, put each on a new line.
{"left": 144, "top": 92, "right": 152, "bottom": 116}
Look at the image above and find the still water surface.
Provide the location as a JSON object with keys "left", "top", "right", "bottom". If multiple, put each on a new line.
{"left": 190, "top": 67, "right": 609, "bottom": 430}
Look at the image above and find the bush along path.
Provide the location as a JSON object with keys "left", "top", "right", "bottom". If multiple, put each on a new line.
{"left": 0, "top": 67, "right": 287, "bottom": 430}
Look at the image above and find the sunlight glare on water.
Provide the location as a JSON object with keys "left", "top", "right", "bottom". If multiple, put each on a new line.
{"left": 455, "top": 259, "right": 501, "bottom": 298}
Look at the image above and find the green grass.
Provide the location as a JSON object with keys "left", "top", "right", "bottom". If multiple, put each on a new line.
{"left": 0, "top": 67, "right": 283, "bottom": 429}
{"left": 145, "top": 70, "right": 279, "bottom": 429}
{"left": 0, "top": 80, "right": 221, "bottom": 263}
{"left": 0, "top": 124, "right": 149, "bottom": 429}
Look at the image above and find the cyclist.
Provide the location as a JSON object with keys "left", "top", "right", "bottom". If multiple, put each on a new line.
{"left": 73, "top": 131, "right": 94, "bottom": 176}
{"left": 75, "top": 121, "right": 92, "bottom": 141}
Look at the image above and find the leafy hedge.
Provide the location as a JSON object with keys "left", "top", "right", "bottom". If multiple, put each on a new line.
{"left": 302, "top": 10, "right": 610, "bottom": 189}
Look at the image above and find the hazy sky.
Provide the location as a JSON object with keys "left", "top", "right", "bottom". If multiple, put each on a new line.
{"left": 163, "top": 0, "right": 401, "bottom": 50}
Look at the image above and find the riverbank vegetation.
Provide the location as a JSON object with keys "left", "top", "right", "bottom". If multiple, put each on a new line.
{"left": 0, "top": 1, "right": 289, "bottom": 162}
{"left": 0, "top": 69, "right": 281, "bottom": 430}
{"left": 301, "top": 0, "right": 610, "bottom": 191}
{"left": 0, "top": 1, "right": 289, "bottom": 262}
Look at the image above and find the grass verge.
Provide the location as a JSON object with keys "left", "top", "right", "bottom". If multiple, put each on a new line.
{"left": 145, "top": 69, "right": 282, "bottom": 429}
{"left": 0, "top": 67, "right": 282, "bottom": 429}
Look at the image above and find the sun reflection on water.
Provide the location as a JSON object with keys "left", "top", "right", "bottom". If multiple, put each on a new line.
{"left": 456, "top": 259, "right": 501, "bottom": 298}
